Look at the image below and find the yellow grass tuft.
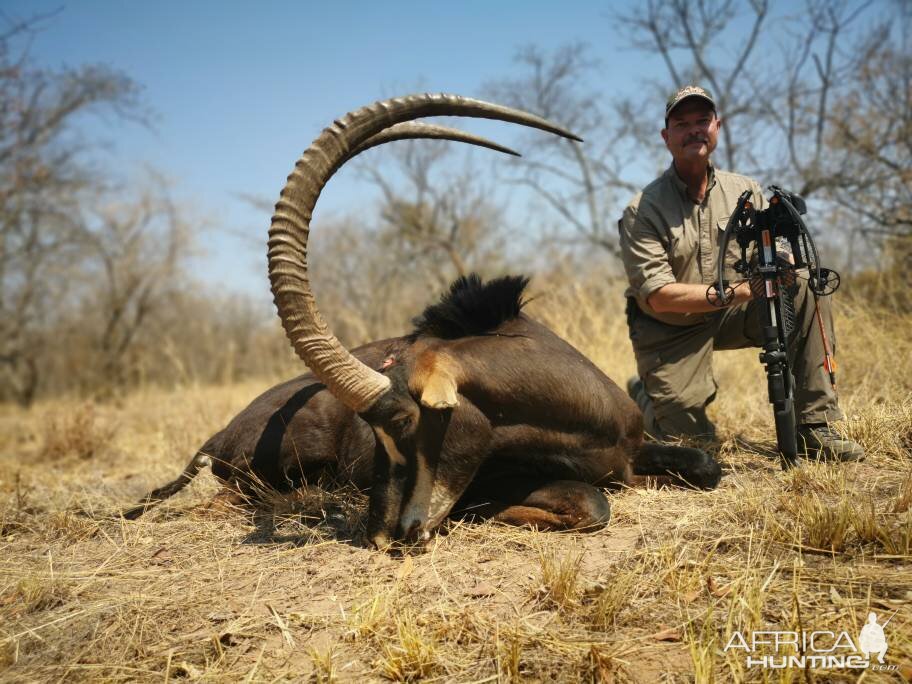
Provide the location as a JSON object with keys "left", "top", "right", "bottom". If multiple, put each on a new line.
{"left": 584, "top": 566, "right": 641, "bottom": 630}
{"left": 375, "top": 609, "right": 440, "bottom": 682}
{"left": 4, "top": 576, "right": 72, "bottom": 615}
{"left": 534, "top": 543, "right": 584, "bottom": 611}
{"left": 38, "top": 402, "right": 117, "bottom": 461}
{"left": 307, "top": 644, "right": 337, "bottom": 683}
{"left": 496, "top": 626, "right": 524, "bottom": 682}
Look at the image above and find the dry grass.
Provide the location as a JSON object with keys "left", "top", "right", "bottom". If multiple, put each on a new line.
{"left": 1, "top": 281, "right": 910, "bottom": 682}
{"left": 38, "top": 403, "right": 118, "bottom": 463}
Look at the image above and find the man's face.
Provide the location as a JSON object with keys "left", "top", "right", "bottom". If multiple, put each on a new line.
{"left": 661, "top": 99, "right": 721, "bottom": 166}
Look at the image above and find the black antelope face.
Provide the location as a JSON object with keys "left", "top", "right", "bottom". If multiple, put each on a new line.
{"left": 362, "top": 361, "right": 422, "bottom": 547}
{"left": 362, "top": 359, "right": 456, "bottom": 548}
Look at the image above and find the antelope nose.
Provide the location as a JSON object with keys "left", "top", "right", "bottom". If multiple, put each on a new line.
{"left": 405, "top": 519, "right": 422, "bottom": 540}
{"left": 401, "top": 518, "right": 433, "bottom": 546}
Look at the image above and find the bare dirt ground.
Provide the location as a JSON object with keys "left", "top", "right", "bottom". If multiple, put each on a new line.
{"left": 1, "top": 291, "right": 910, "bottom": 682}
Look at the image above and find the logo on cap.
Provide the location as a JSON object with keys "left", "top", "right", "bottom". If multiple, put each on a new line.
{"left": 665, "top": 86, "right": 716, "bottom": 118}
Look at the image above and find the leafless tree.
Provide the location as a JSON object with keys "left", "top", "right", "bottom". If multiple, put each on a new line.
{"left": 73, "top": 177, "right": 196, "bottom": 391}
{"left": 824, "top": 8, "right": 911, "bottom": 243}
{"left": 751, "top": 0, "right": 878, "bottom": 195}
{"left": 307, "top": 215, "right": 397, "bottom": 345}
{"left": 309, "top": 140, "right": 515, "bottom": 341}
{"left": 617, "top": 0, "right": 770, "bottom": 172}
{"left": 0, "top": 14, "right": 144, "bottom": 404}
{"left": 484, "top": 43, "right": 640, "bottom": 258}
{"left": 614, "top": 0, "right": 910, "bottom": 268}
{"left": 360, "top": 140, "right": 510, "bottom": 280}
{"left": 614, "top": 1, "right": 888, "bottom": 187}
{"left": 234, "top": 143, "right": 514, "bottom": 347}
{"left": 236, "top": 139, "right": 513, "bottom": 345}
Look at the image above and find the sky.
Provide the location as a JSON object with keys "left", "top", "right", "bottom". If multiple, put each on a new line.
{"left": 4, "top": 1, "right": 676, "bottom": 300}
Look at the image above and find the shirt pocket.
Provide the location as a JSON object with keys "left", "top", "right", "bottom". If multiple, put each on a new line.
{"left": 716, "top": 216, "right": 742, "bottom": 281}
{"left": 666, "top": 223, "right": 694, "bottom": 277}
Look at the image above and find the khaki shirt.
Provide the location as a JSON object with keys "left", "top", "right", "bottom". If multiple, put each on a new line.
{"left": 618, "top": 163, "right": 766, "bottom": 326}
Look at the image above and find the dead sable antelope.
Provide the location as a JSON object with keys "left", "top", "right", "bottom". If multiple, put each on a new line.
{"left": 125, "top": 94, "right": 721, "bottom": 547}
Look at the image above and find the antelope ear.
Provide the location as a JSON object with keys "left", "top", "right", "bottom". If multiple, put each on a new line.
{"left": 420, "top": 368, "right": 459, "bottom": 409}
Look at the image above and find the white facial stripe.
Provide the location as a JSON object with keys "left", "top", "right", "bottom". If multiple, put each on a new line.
{"left": 424, "top": 479, "right": 459, "bottom": 529}
{"left": 374, "top": 427, "right": 406, "bottom": 466}
{"left": 376, "top": 426, "right": 457, "bottom": 538}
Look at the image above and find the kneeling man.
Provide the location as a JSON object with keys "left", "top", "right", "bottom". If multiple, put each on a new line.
{"left": 618, "top": 86, "right": 862, "bottom": 461}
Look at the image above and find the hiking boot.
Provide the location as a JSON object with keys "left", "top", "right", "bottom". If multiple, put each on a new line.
{"left": 797, "top": 424, "right": 865, "bottom": 462}
{"left": 626, "top": 375, "right": 659, "bottom": 438}
{"left": 626, "top": 375, "right": 643, "bottom": 402}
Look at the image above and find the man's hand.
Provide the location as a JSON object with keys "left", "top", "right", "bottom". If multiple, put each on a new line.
{"left": 647, "top": 281, "right": 753, "bottom": 314}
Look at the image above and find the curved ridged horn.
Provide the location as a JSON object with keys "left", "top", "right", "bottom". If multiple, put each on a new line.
{"left": 349, "top": 122, "right": 520, "bottom": 160}
{"left": 268, "top": 93, "right": 582, "bottom": 413}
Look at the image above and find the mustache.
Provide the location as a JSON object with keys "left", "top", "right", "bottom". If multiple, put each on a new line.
{"left": 685, "top": 136, "right": 708, "bottom": 145}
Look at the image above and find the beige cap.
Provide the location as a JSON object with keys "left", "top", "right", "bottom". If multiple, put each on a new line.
{"left": 665, "top": 85, "right": 716, "bottom": 121}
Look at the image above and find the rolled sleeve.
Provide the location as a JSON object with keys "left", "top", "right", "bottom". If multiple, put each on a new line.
{"left": 750, "top": 180, "right": 767, "bottom": 210}
{"left": 618, "top": 202, "right": 676, "bottom": 306}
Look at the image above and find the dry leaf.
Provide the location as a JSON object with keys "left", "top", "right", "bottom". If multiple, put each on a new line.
{"left": 173, "top": 661, "right": 202, "bottom": 679}
{"left": 207, "top": 611, "right": 234, "bottom": 622}
{"left": 829, "top": 586, "right": 843, "bottom": 605}
{"left": 682, "top": 588, "right": 701, "bottom": 604}
{"left": 396, "top": 556, "right": 414, "bottom": 580}
{"left": 650, "top": 626, "right": 681, "bottom": 642}
{"left": 707, "top": 576, "right": 733, "bottom": 598}
{"left": 150, "top": 547, "right": 172, "bottom": 566}
{"left": 465, "top": 582, "right": 496, "bottom": 597}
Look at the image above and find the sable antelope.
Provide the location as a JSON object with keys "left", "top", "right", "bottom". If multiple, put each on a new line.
{"left": 125, "top": 95, "right": 721, "bottom": 547}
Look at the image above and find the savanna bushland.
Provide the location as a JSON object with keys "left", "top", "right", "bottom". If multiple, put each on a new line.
{"left": 1, "top": 2, "right": 910, "bottom": 681}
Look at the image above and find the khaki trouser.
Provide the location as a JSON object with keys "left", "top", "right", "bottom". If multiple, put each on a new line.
{"left": 627, "top": 278, "right": 844, "bottom": 440}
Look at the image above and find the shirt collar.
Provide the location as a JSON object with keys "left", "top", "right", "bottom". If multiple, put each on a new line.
{"left": 666, "top": 161, "right": 717, "bottom": 203}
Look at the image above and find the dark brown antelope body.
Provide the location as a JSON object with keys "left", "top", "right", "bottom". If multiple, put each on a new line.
{"left": 124, "top": 95, "right": 722, "bottom": 547}
{"left": 203, "top": 340, "right": 393, "bottom": 493}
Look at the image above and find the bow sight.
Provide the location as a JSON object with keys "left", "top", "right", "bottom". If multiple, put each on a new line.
{"left": 708, "top": 186, "right": 840, "bottom": 469}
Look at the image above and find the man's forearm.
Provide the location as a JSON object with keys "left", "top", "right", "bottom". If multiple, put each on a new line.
{"left": 647, "top": 281, "right": 752, "bottom": 314}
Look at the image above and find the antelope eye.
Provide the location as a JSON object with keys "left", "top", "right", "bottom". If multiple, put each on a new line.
{"left": 391, "top": 413, "right": 412, "bottom": 428}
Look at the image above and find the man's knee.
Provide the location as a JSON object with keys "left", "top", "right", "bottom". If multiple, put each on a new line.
{"left": 639, "top": 366, "right": 717, "bottom": 440}
{"left": 629, "top": 380, "right": 716, "bottom": 440}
